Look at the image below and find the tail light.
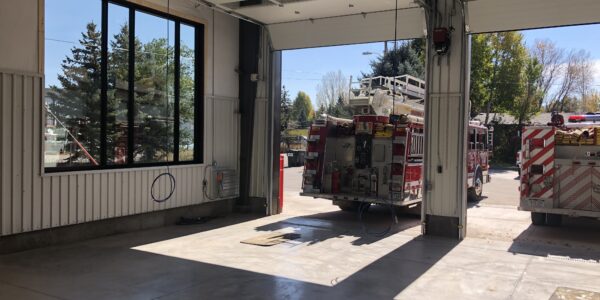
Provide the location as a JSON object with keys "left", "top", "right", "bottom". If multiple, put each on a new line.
{"left": 568, "top": 115, "right": 585, "bottom": 123}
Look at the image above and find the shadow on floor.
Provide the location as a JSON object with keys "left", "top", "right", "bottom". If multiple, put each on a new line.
{"left": 255, "top": 204, "right": 421, "bottom": 246}
{"left": 0, "top": 210, "right": 456, "bottom": 300}
{"left": 509, "top": 217, "right": 600, "bottom": 261}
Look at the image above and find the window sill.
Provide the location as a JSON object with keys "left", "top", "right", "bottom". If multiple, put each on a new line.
{"left": 41, "top": 162, "right": 207, "bottom": 177}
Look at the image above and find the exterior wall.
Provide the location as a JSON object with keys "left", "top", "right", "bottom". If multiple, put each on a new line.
{"left": 0, "top": 0, "right": 246, "bottom": 236}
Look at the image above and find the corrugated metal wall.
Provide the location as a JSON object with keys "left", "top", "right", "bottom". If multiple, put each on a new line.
{"left": 0, "top": 0, "right": 273, "bottom": 237}
{"left": 0, "top": 70, "right": 241, "bottom": 236}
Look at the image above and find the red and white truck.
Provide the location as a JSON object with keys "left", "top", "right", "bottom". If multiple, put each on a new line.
{"left": 520, "top": 119, "right": 600, "bottom": 225}
{"left": 301, "top": 76, "right": 492, "bottom": 211}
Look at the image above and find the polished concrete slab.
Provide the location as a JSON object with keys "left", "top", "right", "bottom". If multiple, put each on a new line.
{"left": 1, "top": 168, "right": 599, "bottom": 299}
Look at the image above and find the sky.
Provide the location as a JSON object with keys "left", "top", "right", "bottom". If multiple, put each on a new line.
{"left": 45, "top": 0, "right": 183, "bottom": 88}
{"left": 282, "top": 24, "right": 600, "bottom": 108}
{"left": 45, "top": 0, "right": 600, "bottom": 105}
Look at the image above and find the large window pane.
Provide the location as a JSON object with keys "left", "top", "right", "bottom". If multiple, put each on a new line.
{"left": 133, "top": 11, "right": 175, "bottom": 163}
{"left": 179, "top": 24, "right": 195, "bottom": 161}
{"left": 107, "top": 3, "right": 129, "bottom": 165}
{"left": 44, "top": 0, "right": 102, "bottom": 168}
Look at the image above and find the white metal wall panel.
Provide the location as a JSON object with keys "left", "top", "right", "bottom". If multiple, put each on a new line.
{"left": 0, "top": 75, "right": 238, "bottom": 237}
{"left": 468, "top": 0, "right": 600, "bottom": 34}
{"left": 0, "top": 0, "right": 39, "bottom": 73}
{"left": 267, "top": 8, "right": 425, "bottom": 50}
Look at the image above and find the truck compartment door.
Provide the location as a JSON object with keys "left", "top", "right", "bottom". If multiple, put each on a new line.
{"left": 556, "top": 165, "right": 592, "bottom": 211}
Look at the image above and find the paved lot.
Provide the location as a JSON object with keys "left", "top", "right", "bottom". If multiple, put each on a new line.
{"left": 1, "top": 167, "right": 599, "bottom": 299}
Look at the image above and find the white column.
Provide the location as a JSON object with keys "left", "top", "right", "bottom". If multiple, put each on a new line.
{"left": 422, "top": 0, "right": 470, "bottom": 239}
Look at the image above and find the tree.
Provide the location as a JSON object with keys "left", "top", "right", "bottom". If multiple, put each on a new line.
{"left": 280, "top": 86, "right": 292, "bottom": 131}
{"left": 291, "top": 91, "right": 314, "bottom": 128}
{"left": 470, "top": 32, "right": 528, "bottom": 124}
{"left": 315, "top": 70, "right": 348, "bottom": 110}
{"left": 509, "top": 57, "right": 542, "bottom": 125}
{"left": 470, "top": 34, "right": 494, "bottom": 117}
{"left": 582, "top": 90, "right": 600, "bottom": 112}
{"left": 531, "top": 39, "right": 564, "bottom": 109}
{"left": 49, "top": 21, "right": 195, "bottom": 165}
{"left": 575, "top": 50, "right": 595, "bottom": 112}
{"left": 326, "top": 95, "right": 353, "bottom": 119}
{"left": 368, "top": 40, "right": 425, "bottom": 79}
{"left": 48, "top": 22, "right": 102, "bottom": 164}
{"left": 548, "top": 50, "right": 584, "bottom": 112}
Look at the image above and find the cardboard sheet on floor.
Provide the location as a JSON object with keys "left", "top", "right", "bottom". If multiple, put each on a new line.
{"left": 241, "top": 232, "right": 301, "bottom": 246}
{"left": 550, "top": 287, "right": 600, "bottom": 300}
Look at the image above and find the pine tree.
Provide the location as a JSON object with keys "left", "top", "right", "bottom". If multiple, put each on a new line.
{"left": 48, "top": 22, "right": 102, "bottom": 165}
{"left": 368, "top": 40, "right": 425, "bottom": 79}
{"left": 280, "top": 86, "right": 292, "bottom": 132}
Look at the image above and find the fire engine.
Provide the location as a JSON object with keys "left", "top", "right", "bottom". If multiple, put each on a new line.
{"left": 520, "top": 115, "right": 600, "bottom": 226}
{"left": 301, "top": 75, "right": 492, "bottom": 211}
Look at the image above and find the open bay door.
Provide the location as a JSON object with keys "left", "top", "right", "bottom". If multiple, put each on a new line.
{"left": 222, "top": 0, "right": 600, "bottom": 231}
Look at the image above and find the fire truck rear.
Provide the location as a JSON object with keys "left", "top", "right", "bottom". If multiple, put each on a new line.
{"left": 520, "top": 120, "right": 600, "bottom": 225}
{"left": 301, "top": 75, "right": 492, "bottom": 210}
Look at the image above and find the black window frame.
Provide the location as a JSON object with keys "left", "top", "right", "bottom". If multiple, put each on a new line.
{"left": 44, "top": 0, "right": 204, "bottom": 173}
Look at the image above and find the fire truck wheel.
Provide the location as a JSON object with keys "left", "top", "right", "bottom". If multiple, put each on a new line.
{"left": 468, "top": 172, "right": 483, "bottom": 202}
{"left": 546, "top": 213, "right": 562, "bottom": 226}
{"left": 531, "top": 212, "right": 547, "bottom": 226}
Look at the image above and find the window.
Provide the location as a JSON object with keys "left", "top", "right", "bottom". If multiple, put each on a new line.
{"left": 44, "top": 0, "right": 203, "bottom": 172}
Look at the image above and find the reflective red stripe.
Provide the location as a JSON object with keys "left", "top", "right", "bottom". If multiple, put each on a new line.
{"left": 523, "top": 141, "right": 554, "bottom": 170}
{"left": 523, "top": 129, "right": 543, "bottom": 145}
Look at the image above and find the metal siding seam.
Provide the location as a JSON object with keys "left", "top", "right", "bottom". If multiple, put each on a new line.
{"left": 32, "top": 77, "right": 42, "bottom": 230}
{"left": 115, "top": 172, "right": 121, "bottom": 217}
{"left": 69, "top": 175, "right": 76, "bottom": 224}
{"left": 51, "top": 176, "right": 59, "bottom": 226}
{"left": 85, "top": 174, "right": 93, "bottom": 222}
{"left": 13, "top": 74, "right": 23, "bottom": 234}
{"left": 22, "top": 76, "right": 33, "bottom": 232}
{"left": 60, "top": 175, "right": 68, "bottom": 225}
{"left": 93, "top": 173, "right": 100, "bottom": 220}
{"left": 108, "top": 172, "right": 114, "bottom": 217}
{"left": 77, "top": 175, "right": 85, "bottom": 222}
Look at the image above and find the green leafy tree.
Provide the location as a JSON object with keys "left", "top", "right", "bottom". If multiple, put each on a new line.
{"left": 509, "top": 57, "right": 542, "bottom": 125}
{"left": 48, "top": 22, "right": 102, "bottom": 165}
{"left": 470, "top": 32, "right": 528, "bottom": 124}
{"left": 291, "top": 91, "right": 314, "bottom": 127}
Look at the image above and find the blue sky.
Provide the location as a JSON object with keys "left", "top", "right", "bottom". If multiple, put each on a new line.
{"left": 45, "top": 0, "right": 600, "bottom": 104}
{"left": 45, "top": 0, "right": 180, "bottom": 88}
{"left": 283, "top": 24, "right": 600, "bottom": 107}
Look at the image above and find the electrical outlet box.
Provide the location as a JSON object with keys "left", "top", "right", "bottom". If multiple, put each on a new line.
{"left": 209, "top": 168, "right": 239, "bottom": 200}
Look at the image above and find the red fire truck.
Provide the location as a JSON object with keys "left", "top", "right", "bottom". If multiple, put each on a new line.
{"left": 301, "top": 76, "right": 492, "bottom": 211}
{"left": 519, "top": 118, "right": 600, "bottom": 226}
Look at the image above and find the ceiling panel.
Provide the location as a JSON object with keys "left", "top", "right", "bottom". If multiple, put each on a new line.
{"left": 203, "top": 0, "right": 600, "bottom": 50}
{"left": 235, "top": 0, "right": 418, "bottom": 24}
{"left": 468, "top": 0, "right": 600, "bottom": 33}
{"left": 267, "top": 7, "right": 424, "bottom": 50}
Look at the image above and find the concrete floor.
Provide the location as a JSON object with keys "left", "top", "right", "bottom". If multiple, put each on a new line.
{"left": 1, "top": 168, "right": 600, "bottom": 299}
